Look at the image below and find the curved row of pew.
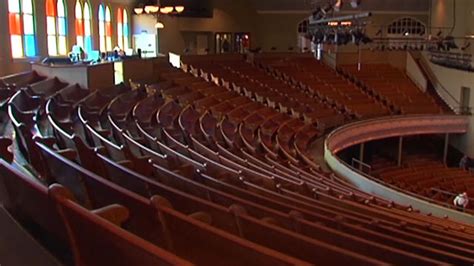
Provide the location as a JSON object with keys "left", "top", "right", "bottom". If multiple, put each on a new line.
{"left": 0, "top": 61, "right": 473, "bottom": 265}
{"left": 372, "top": 155, "right": 474, "bottom": 213}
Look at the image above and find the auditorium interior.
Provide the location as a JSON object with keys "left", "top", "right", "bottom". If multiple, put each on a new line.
{"left": 1, "top": 0, "right": 474, "bottom": 265}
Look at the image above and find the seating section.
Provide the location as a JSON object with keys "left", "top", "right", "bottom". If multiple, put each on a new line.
{"left": 339, "top": 64, "right": 444, "bottom": 114}
{"left": 255, "top": 57, "right": 390, "bottom": 121}
{"left": 0, "top": 59, "right": 473, "bottom": 266}
{"left": 372, "top": 155, "right": 474, "bottom": 213}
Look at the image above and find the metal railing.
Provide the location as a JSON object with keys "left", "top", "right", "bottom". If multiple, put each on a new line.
{"left": 414, "top": 51, "right": 472, "bottom": 114}
{"left": 351, "top": 158, "right": 372, "bottom": 175}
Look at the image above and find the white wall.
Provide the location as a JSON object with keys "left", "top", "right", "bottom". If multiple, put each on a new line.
{"left": 425, "top": 54, "right": 474, "bottom": 156}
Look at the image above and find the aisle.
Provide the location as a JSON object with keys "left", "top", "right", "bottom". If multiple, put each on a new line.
{"left": 0, "top": 206, "right": 61, "bottom": 266}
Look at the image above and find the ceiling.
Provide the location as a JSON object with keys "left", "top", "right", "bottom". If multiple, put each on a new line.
{"left": 248, "top": 0, "right": 430, "bottom": 12}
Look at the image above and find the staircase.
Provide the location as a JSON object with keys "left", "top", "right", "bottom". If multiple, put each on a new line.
{"left": 409, "top": 51, "right": 459, "bottom": 114}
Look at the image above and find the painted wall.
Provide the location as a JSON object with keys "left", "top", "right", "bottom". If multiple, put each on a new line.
{"left": 430, "top": 0, "right": 474, "bottom": 52}
{"left": 0, "top": 0, "right": 134, "bottom": 76}
{"left": 149, "top": 0, "right": 258, "bottom": 55}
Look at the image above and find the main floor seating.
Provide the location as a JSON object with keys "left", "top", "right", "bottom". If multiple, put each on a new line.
{"left": 0, "top": 57, "right": 473, "bottom": 265}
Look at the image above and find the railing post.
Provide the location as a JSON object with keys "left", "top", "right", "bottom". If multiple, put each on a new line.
{"left": 359, "top": 142, "right": 365, "bottom": 171}
{"left": 443, "top": 133, "right": 449, "bottom": 165}
{"left": 398, "top": 136, "right": 403, "bottom": 167}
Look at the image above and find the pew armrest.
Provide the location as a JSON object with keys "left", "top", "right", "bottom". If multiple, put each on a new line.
{"left": 92, "top": 204, "right": 130, "bottom": 226}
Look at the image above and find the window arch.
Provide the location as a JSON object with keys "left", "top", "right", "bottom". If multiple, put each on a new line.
{"left": 117, "top": 8, "right": 130, "bottom": 50}
{"left": 387, "top": 17, "right": 426, "bottom": 36}
{"left": 8, "top": 0, "right": 36, "bottom": 58}
{"left": 46, "top": 0, "right": 67, "bottom": 56}
{"left": 75, "top": 0, "right": 92, "bottom": 53}
{"left": 99, "top": 4, "right": 112, "bottom": 52}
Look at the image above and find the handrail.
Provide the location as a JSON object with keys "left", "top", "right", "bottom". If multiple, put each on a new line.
{"left": 430, "top": 187, "right": 473, "bottom": 201}
{"left": 351, "top": 158, "right": 371, "bottom": 175}
{"left": 414, "top": 51, "right": 463, "bottom": 112}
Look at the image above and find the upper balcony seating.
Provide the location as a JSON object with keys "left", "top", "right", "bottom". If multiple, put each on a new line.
{"left": 339, "top": 64, "right": 444, "bottom": 115}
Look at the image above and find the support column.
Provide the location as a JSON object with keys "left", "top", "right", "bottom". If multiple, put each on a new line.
{"left": 357, "top": 45, "right": 362, "bottom": 71}
{"left": 443, "top": 133, "right": 450, "bottom": 165}
{"left": 359, "top": 142, "right": 365, "bottom": 171}
{"left": 398, "top": 136, "right": 403, "bottom": 167}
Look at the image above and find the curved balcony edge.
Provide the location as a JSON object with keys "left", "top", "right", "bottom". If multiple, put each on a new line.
{"left": 326, "top": 115, "right": 469, "bottom": 154}
{"left": 324, "top": 114, "right": 473, "bottom": 225}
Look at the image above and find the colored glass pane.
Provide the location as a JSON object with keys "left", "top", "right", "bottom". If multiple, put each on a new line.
{"left": 106, "top": 37, "right": 112, "bottom": 51}
{"left": 84, "top": 19, "right": 91, "bottom": 36}
{"left": 75, "top": 1, "right": 82, "bottom": 19}
{"left": 105, "top": 6, "right": 111, "bottom": 21}
{"left": 75, "top": 19, "right": 83, "bottom": 36}
{"left": 48, "top": 35, "right": 57, "bottom": 55}
{"left": 24, "top": 35, "right": 36, "bottom": 57}
{"left": 46, "top": 0, "right": 55, "bottom": 16}
{"left": 98, "top": 5, "right": 105, "bottom": 21}
{"left": 47, "top": 16, "right": 56, "bottom": 35}
{"left": 106, "top": 22, "right": 112, "bottom": 36}
{"left": 84, "top": 2, "right": 90, "bottom": 19}
{"left": 22, "top": 0, "right": 33, "bottom": 14}
{"left": 76, "top": 36, "right": 84, "bottom": 49}
{"left": 8, "top": 0, "right": 20, "bottom": 13}
{"left": 9, "top": 14, "right": 22, "bottom": 35}
{"left": 23, "top": 14, "right": 34, "bottom": 35}
{"left": 57, "top": 0, "right": 65, "bottom": 17}
{"left": 85, "top": 36, "right": 92, "bottom": 52}
{"left": 58, "top": 36, "right": 67, "bottom": 55}
{"left": 58, "top": 18, "right": 66, "bottom": 35}
{"left": 11, "top": 35, "right": 23, "bottom": 58}
{"left": 117, "top": 8, "right": 123, "bottom": 24}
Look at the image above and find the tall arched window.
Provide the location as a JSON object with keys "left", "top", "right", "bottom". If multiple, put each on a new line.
{"left": 98, "top": 4, "right": 105, "bottom": 52}
{"left": 117, "top": 8, "right": 123, "bottom": 49}
{"left": 8, "top": 0, "right": 36, "bottom": 58}
{"left": 75, "top": 0, "right": 92, "bottom": 53}
{"left": 46, "top": 0, "right": 67, "bottom": 56}
{"left": 99, "top": 4, "right": 112, "bottom": 52}
{"left": 123, "top": 10, "right": 129, "bottom": 50}
{"left": 117, "top": 8, "right": 130, "bottom": 50}
{"left": 105, "top": 6, "right": 112, "bottom": 51}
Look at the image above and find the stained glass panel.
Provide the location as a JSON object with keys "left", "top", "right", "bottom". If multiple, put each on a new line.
{"left": 11, "top": 35, "right": 23, "bottom": 58}
{"left": 47, "top": 16, "right": 56, "bottom": 35}
{"left": 23, "top": 14, "right": 34, "bottom": 35}
{"left": 24, "top": 35, "right": 36, "bottom": 57}
{"left": 8, "top": 0, "right": 20, "bottom": 13}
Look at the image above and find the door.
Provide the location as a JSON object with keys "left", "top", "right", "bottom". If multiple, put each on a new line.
{"left": 234, "top": 33, "right": 250, "bottom": 53}
{"left": 215, "top": 33, "right": 232, "bottom": 54}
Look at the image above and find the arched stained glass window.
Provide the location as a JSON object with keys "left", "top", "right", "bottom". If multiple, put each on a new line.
{"left": 117, "top": 8, "right": 123, "bottom": 49}
{"left": 75, "top": 0, "right": 92, "bottom": 53}
{"left": 98, "top": 4, "right": 106, "bottom": 52}
{"left": 123, "top": 10, "right": 129, "bottom": 50}
{"left": 46, "top": 0, "right": 67, "bottom": 56}
{"left": 8, "top": 0, "right": 36, "bottom": 58}
{"left": 105, "top": 6, "right": 112, "bottom": 51}
{"left": 83, "top": 2, "right": 92, "bottom": 53}
{"left": 117, "top": 8, "right": 129, "bottom": 50}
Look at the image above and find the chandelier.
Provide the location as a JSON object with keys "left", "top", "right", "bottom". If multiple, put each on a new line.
{"left": 134, "top": 0, "right": 185, "bottom": 15}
